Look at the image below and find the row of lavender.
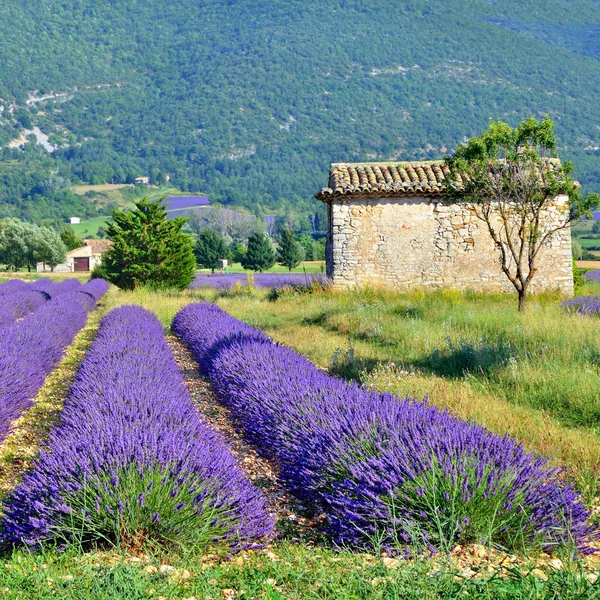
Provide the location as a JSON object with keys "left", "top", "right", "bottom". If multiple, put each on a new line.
{"left": 0, "top": 279, "right": 109, "bottom": 445}
{"left": 190, "top": 272, "right": 328, "bottom": 291}
{"left": 0, "top": 279, "right": 86, "bottom": 328}
{"left": 1, "top": 306, "right": 273, "bottom": 549}
{"left": 173, "top": 302, "right": 595, "bottom": 553}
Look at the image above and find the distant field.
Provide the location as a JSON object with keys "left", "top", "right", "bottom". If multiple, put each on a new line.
{"left": 71, "top": 184, "right": 130, "bottom": 194}
{"left": 70, "top": 216, "right": 111, "bottom": 238}
{"left": 577, "top": 260, "right": 600, "bottom": 268}
{"left": 575, "top": 236, "right": 600, "bottom": 249}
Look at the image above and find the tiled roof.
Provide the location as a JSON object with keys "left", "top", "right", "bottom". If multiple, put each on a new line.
{"left": 84, "top": 239, "right": 113, "bottom": 254}
{"left": 315, "top": 161, "right": 453, "bottom": 200}
{"left": 315, "top": 159, "right": 565, "bottom": 201}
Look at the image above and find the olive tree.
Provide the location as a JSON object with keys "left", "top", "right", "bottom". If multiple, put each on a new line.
{"left": 443, "top": 117, "right": 598, "bottom": 312}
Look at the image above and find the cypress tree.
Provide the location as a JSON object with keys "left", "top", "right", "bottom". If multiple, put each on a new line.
{"left": 277, "top": 227, "right": 303, "bottom": 271}
{"left": 103, "top": 198, "right": 196, "bottom": 290}
{"left": 194, "top": 229, "right": 227, "bottom": 273}
{"left": 241, "top": 232, "right": 276, "bottom": 272}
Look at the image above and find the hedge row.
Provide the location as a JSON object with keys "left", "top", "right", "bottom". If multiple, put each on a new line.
{"left": 1, "top": 306, "right": 273, "bottom": 551}
{"left": 172, "top": 302, "right": 595, "bottom": 554}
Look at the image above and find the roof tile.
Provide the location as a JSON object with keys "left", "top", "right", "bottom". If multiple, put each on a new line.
{"left": 316, "top": 161, "right": 452, "bottom": 200}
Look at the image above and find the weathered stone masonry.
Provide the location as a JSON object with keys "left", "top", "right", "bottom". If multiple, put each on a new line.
{"left": 317, "top": 162, "right": 573, "bottom": 295}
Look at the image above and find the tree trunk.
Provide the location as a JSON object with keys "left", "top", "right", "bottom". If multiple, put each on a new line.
{"left": 518, "top": 290, "right": 527, "bottom": 313}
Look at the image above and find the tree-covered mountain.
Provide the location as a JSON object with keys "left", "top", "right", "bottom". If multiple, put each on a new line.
{"left": 0, "top": 0, "right": 599, "bottom": 222}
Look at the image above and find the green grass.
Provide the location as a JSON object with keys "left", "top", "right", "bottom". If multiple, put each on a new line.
{"left": 218, "top": 286, "right": 600, "bottom": 431}
{"left": 1, "top": 543, "right": 598, "bottom": 600}
{"left": 70, "top": 216, "right": 112, "bottom": 238}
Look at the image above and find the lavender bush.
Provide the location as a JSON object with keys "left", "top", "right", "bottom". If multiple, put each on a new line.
{"left": 173, "top": 302, "right": 596, "bottom": 554}
{"left": 0, "top": 298, "right": 92, "bottom": 444}
{"left": 1, "top": 306, "right": 273, "bottom": 551}
{"left": 584, "top": 270, "right": 600, "bottom": 283}
{"left": 190, "top": 272, "right": 328, "bottom": 291}
{"left": 0, "top": 291, "right": 48, "bottom": 328}
{"left": 561, "top": 296, "right": 600, "bottom": 316}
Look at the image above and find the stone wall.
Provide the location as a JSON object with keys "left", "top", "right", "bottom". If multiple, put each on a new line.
{"left": 326, "top": 194, "right": 574, "bottom": 296}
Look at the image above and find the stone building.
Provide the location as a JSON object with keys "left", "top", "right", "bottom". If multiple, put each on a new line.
{"left": 315, "top": 161, "right": 573, "bottom": 295}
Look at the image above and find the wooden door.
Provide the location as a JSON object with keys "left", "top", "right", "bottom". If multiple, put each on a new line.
{"left": 73, "top": 257, "right": 90, "bottom": 272}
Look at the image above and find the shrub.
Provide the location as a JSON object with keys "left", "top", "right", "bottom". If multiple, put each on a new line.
{"left": 0, "top": 306, "right": 273, "bottom": 551}
{"left": 240, "top": 232, "right": 275, "bottom": 272}
{"left": 102, "top": 198, "right": 196, "bottom": 290}
{"left": 172, "top": 302, "right": 596, "bottom": 555}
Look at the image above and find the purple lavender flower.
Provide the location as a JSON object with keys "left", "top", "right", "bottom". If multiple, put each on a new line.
{"left": 189, "top": 273, "right": 329, "bottom": 291}
{"left": 172, "top": 302, "right": 597, "bottom": 553}
{"left": 562, "top": 295, "right": 600, "bottom": 316}
{"left": 0, "top": 279, "right": 108, "bottom": 445}
{"left": 0, "top": 305, "right": 273, "bottom": 549}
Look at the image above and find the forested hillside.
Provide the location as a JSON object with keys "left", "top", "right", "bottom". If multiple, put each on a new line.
{"left": 0, "top": 0, "right": 599, "bottom": 221}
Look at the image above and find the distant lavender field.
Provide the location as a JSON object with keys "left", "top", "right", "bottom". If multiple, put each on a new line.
{"left": 584, "top": 270, "right": 600, "bottom": 282}
{"left": 190, "top": 273, "right": 329, "bottom": 290}
{"left": 163, "top": 196, "right": 210, "bottom": 210}
{"left": 562, "top": 295, "right": 600, "bottom": 316}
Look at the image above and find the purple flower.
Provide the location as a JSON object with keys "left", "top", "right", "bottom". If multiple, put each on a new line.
{"left": 189, "top": 273, "right": 329, "bottom": 291}
{"left": 0, "top": 305, "right": 273, "bottom": 548}
{"left": 172, "top": 302, "right": 597, "bottom": 553}
{"left": 0, "top": 278, "right": 108, "bottom": 445}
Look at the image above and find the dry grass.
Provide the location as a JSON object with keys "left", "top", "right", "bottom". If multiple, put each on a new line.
{"left": 71, "top": 184, "right": 130, "bottom": 194}
{"left": 576, "top": 260, "right": 600, "bottom": 268}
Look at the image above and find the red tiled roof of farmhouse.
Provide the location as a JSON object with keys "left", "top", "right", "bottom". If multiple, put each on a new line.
{"left": 84, "top": 239, "right": 113, "bottom": 254}
{"left": 315, "top": 159, "right": 565, "bottom": 201}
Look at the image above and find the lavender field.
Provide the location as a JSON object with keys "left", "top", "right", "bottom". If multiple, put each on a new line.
{"left": 1, "top": 280, "right": 600, "bottom": 597}
{"left": 190, "top": 272, "right": 329, "bottom": 290}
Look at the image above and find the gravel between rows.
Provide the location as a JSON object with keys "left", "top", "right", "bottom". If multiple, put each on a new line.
{"left": 166, "top": 334, "right": 323, "bottom": 544}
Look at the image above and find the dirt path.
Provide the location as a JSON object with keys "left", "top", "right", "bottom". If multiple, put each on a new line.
{"left": 166, "top": 335, "right": 322, "bottom": 543}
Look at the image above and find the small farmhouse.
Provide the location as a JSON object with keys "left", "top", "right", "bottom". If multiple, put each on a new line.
{"left": 316, "top": 161, "right": 573, "bottom": 295}
{"left": 69, "top": 216, "right": 81, "bottom": 224}
{"left": 37, "top": 239, "right": 112, "bottom": 273}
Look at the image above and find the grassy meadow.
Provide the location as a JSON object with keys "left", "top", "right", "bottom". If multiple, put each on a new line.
{"left": 3, "top": 280, "right": 600, "bottom": 597}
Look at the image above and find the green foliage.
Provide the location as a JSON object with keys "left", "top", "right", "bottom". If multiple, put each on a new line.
{"left": 592, "top": 220, "right": 600, "bottom": 235}
{"left": 55, "top": 464, "right": 236, "bottom": 553}
{"left": 241, "top": 232, "right": 276, "bottom": 272}
{"left": 444, "top": 116, "right": 599, "bottom": 311}
{"left": 297, "top": 233, "right": 315, "bottom": 260}
{"left": 194, "top": 229, "right": 228, "bottom": 272}
{"left": 103, "top": 198, "right": 195, "bottom": 290}
{"left": 0, "top": 1, "right": 599, "bottom": 223}
{"left": 573, "top": 259, "right": 587, "bottom": 292}
{"left": 229, "top": 242, "right": 247, "bottom": 264}
{"left": 313, "top": 237, "right": 326, "bottom": 261}
{"left": 0, "top": 218, "right": 66, "bottom": 270}
{"left": 277, "top": 227, "right": 304, "bottom": 271}
{"left": 60, "top": 228, "right": 84, "bottom": 251}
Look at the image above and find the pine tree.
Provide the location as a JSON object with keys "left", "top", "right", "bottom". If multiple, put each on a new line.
{"left": 241, "top": 232, "right": 276, "bottom": 272}
{"left": 103, "top": 198, "right": 196, "bottom": 290}
{"left": 277, "top": 227, "right": 303, "bottom": 271}
{"left": 194, "top": 229, "right": 227, "bottom": 272}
